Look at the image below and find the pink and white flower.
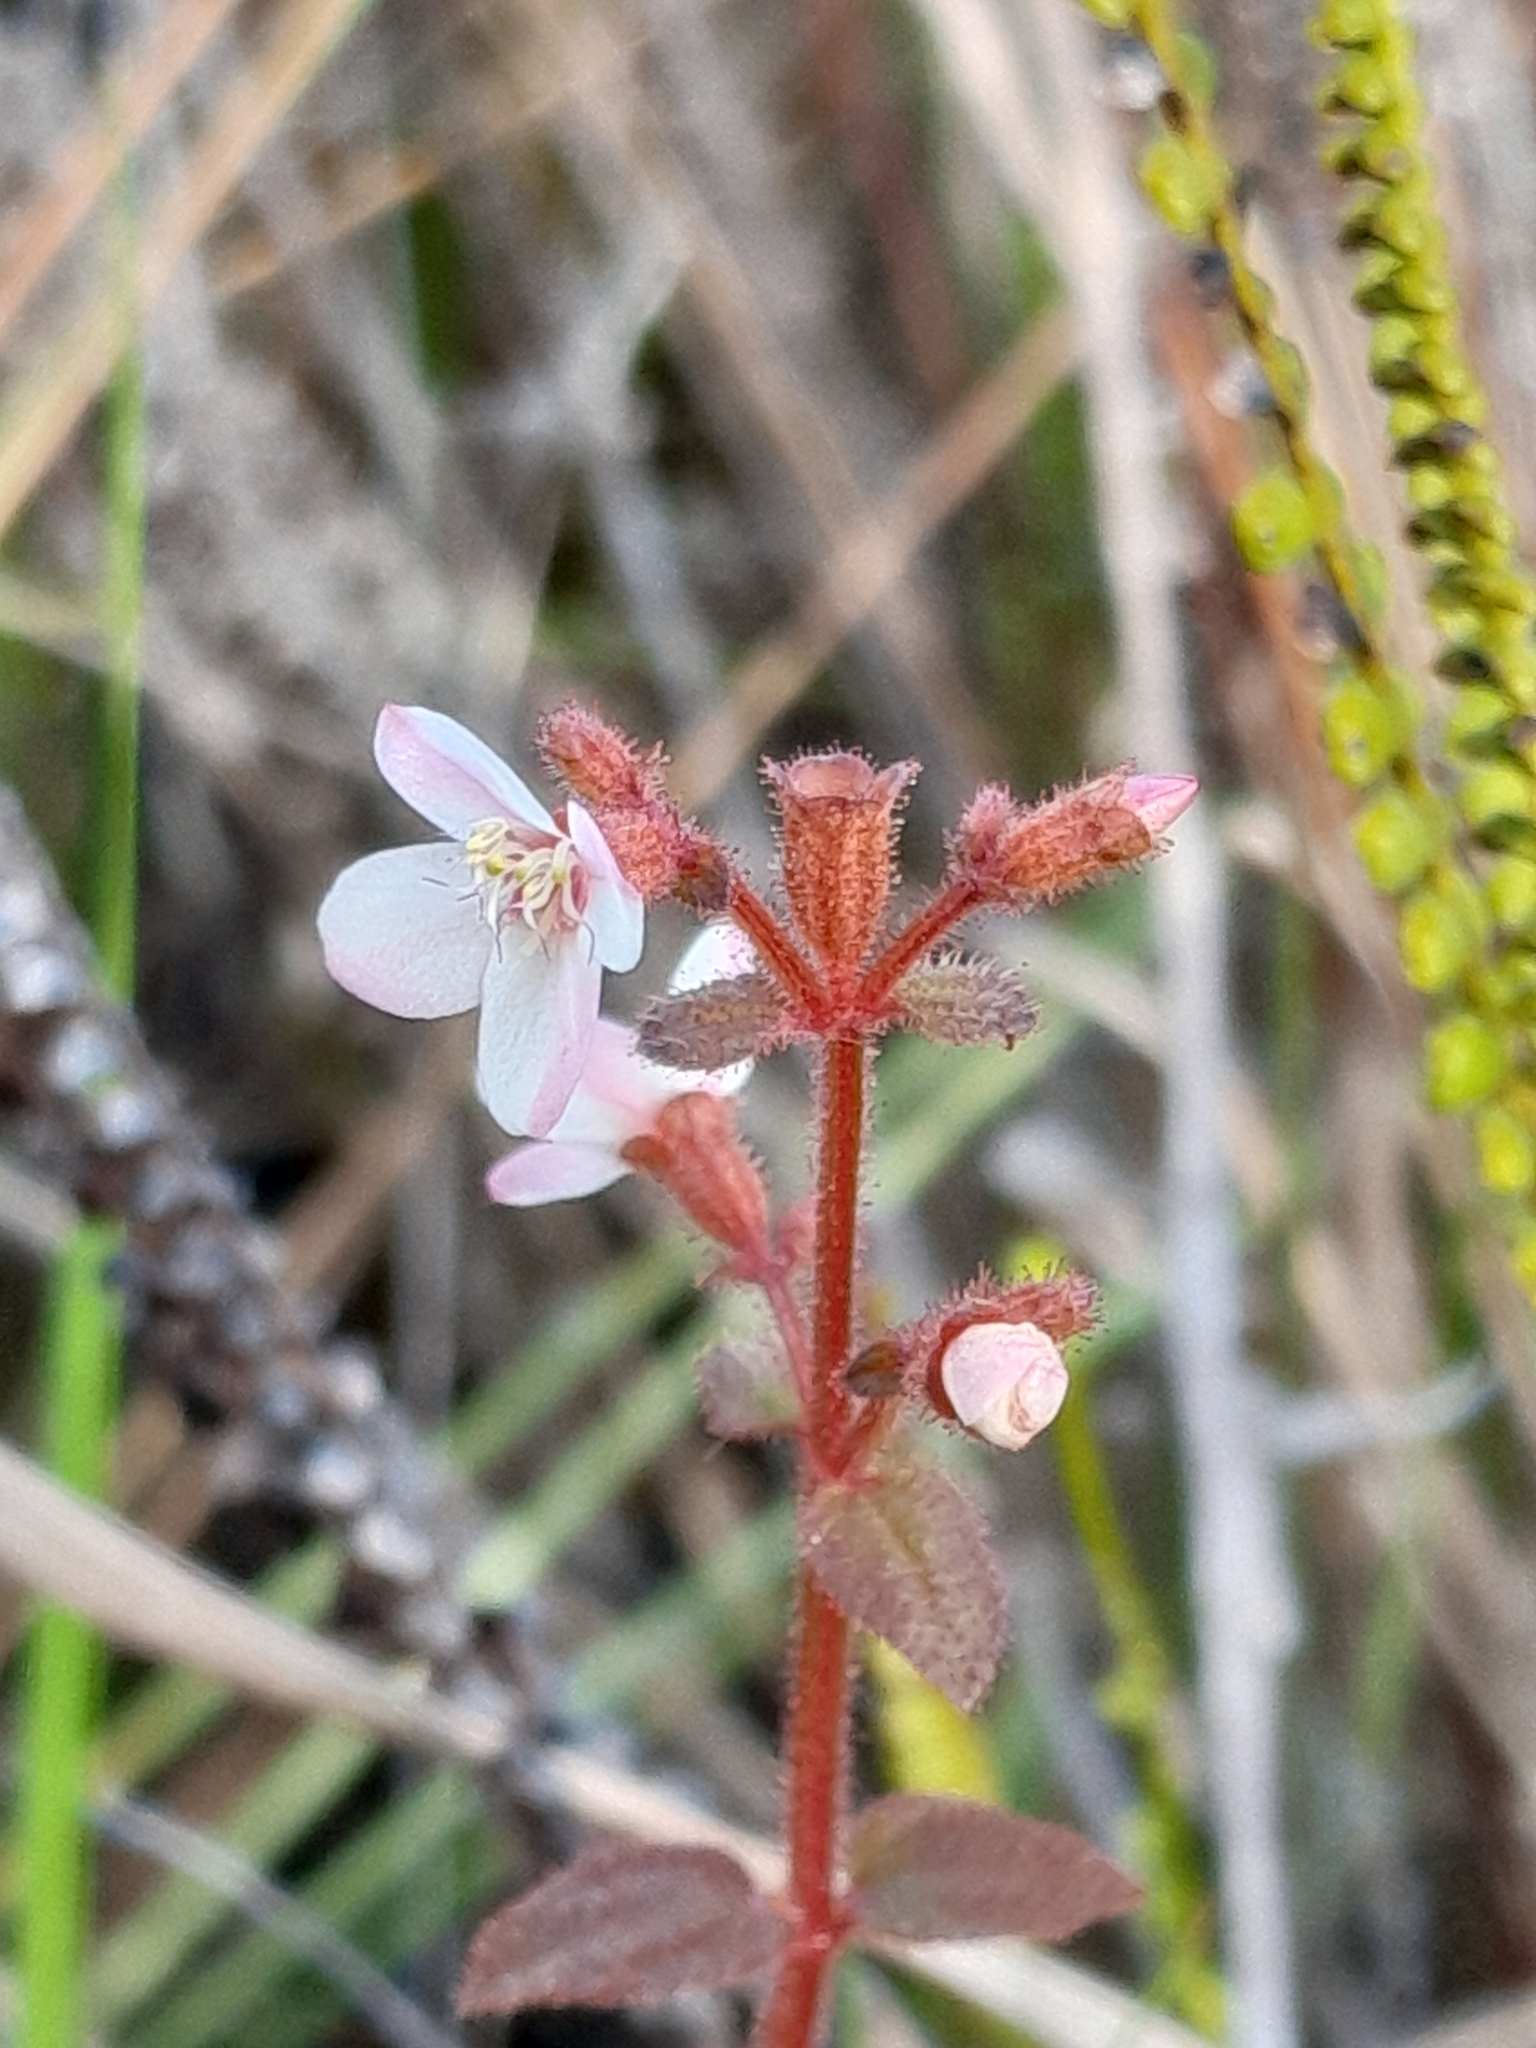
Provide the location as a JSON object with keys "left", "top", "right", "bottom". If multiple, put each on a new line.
{"left": 486, "top": 922, "right": 754, "bottom": 1207}
{"left": 318, "top": 704, "right": 643, "bottom": 1138}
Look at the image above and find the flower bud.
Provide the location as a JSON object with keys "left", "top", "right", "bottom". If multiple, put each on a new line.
{"left": 765, "top": 752, "right": 918, "bottom": 970}
{"left": 953, "top": 770, "right": 1196, "bottom": 905}
{"left": 538, "top": 703, "right": 660, "bottom": 807}
{"left": 936, "top": 1322, "right": 1069, "bottom": 1451}
{"left": 621, "top": 1092, "right": 771, "bottom": 1260}
{"left": 1475, "top": 1102, "right": 1536, "bottom": 1195}
{"left": 1424, "top": 1013, "right": 1505, "bottom": 1112}
{"left": 537, "top": 701, "right": 727, "bottom": 906}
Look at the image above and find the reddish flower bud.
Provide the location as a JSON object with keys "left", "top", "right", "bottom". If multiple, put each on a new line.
{"left": 621, "top": 1092, "right": 771, "bottom": 1261}
{"left": 935, "top": 1322, "right": 1068, "bottom": 1450}
{"left": 764, "top": 751, "right": 918, "bottom": 970}
{"left": 952, "top": 768, "right": 1197, "bottom": 905}
{"left": 537, "top": 701, "right": 728, "bottom": 908}
{"left": 538, "top": 703, "right": 660, "bottom": 809}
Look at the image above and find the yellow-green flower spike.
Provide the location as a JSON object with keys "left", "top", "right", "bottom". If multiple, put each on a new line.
{"left": 1074, "top": 0, "right": 1536, "bottom": 1289}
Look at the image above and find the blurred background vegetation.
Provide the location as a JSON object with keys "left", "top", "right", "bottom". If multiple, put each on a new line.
{"left": 3, "top": 0, "right": 1536, "bottom": 2044}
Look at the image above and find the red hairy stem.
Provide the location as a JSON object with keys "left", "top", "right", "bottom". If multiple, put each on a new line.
{"left": 811, "top": 1037, "right": 864, "bottom": 1468}
{"left": 760, "top": 1570, "right": 854, "bottom": 2048}
{"left": 727, "top": 875, "right": 824, "bottom": 1013}
{"left": 757, "top": 1033, "right": 868, "bottom": 2046}
{"left": 861, "top": 875, "right": 983, "bottom": 1005}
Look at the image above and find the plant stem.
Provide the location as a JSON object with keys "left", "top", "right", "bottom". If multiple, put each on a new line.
{"left": 17, "top": 133, "right": 144, "bottom": 2048}
{"left": 728, "top": 874, "right": 823, "bottom": 1011}
{"left": 756, "top": 1035, "right": 868, "bottom": 2047}
{"left": 862, "top": 876, "right": 981, "bottom": 1005}
{"left": 758, "top": 1570, "right": 853, "bottom": 2048}
{"left": 810, "top": 1037, "right": 863, "bottom": 1467}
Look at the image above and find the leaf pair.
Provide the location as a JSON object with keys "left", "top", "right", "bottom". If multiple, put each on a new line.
{"left": 458, "top": 1800, "right": 1142, "bottom": 2016}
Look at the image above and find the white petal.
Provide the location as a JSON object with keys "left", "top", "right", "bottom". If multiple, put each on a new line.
{"left": 486, "top": 1141, "right": 631, "bottom": 1206}
{"left": 318, "top": 844, "right": 489, "bottom": 1019}
{"left": 568, "top": 801, "right": 644, "bottom": 972}
{"left": 374, "top": 704, "right": 554, "bottom": 838}
{"left": 476, "top": 935, "right": 599, "bottom": 1138}
{"left": 669, "top": 921, "right": 757, "bottom": 993}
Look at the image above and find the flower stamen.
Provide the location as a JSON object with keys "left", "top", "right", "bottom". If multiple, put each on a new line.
{"left": 464, "top": 817, "right": 586, "bottom": 946}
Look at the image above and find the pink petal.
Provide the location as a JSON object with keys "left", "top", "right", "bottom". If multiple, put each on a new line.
{"left": 549, "top": 1018, "right": 676, "bottom": 1145}
{"left": 1123, "top": 773, "right": 1199, "bottom": 837}
{"left": 374, "top": 704, "right": 554, "bottom": 839}
{"left": 476, "top": 934, "right": 600, "bottom": 1138}
{"left": 941, "top": 1322, "right": 1068, "bottom": 1451}
{"left": 486, "top": 1140, "right": 632, "bottom": 1206}
{"left": 568, "top": 801, "right": 645, "bottom": 972}
{"left": 317, "top": 843, "right": 489, "bottom": 1019}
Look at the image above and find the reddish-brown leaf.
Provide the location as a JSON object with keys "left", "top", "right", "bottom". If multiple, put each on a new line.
{"left": 456, "top": 1840, "right": 784, "bottom": 2016}
{"left": 847, "top": 1794, "right": 1143, "bottom": 1943}
{"left": 799, "top": 1453, "right": 1006, "bottom": 1711}
{"left": 697, "top": 1339, "right": 800, "bottom": 1439}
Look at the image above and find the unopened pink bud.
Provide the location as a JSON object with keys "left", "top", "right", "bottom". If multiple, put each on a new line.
{"left": 1123, "top": 774, "right": 1199, "bottom": 837}
{"left": 938, "top": 1322, "right": 1068, "bottom": 1451}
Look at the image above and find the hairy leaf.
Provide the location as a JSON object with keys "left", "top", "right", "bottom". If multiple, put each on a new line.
{"left": 893, "top": 955, "right": 1038, "bottom": 1049}
{"left": 637, "top": 973, "right": 791, "bottom": 1070}
{"left": 800, "top": 1453, "right": 1006, "bottom": 1711}
{"left": 848, "top": 1794, "right": 1143, "bottom": 1944}
{"left": 457, "top": 1840, "right": 783, "bottom": 2015}
{"left": 697, "top": 1339, "right": 800, "bottom": 1438}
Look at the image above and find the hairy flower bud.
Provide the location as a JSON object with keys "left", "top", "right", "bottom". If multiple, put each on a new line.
{"left": 765, "top": 752, "right": 918, "bottom": 970}
{"left": 621, "top": 1092, "right": 771, "bottom": 1261}
{"left": 953, "top": 769, "right": 1198, "bottom": 905}
{"left": 538, "top": 703, "right": 662, "bottom": 808}
{"left": 537, "top": 702, "right": 728, "bottom": 908}
{"left": 936, "top": 1322, "right": 1069, "bottom": 1450}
